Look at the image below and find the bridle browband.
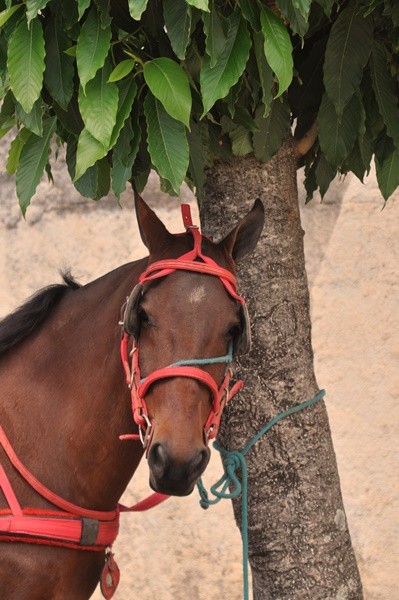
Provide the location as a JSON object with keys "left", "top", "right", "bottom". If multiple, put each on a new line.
{"left": 119, "top": 204, "right": 250, "bottom": 449}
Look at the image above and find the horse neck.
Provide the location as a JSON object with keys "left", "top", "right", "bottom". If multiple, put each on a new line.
{"left": 0, "top": 260, "right": 146, "bottom": 513}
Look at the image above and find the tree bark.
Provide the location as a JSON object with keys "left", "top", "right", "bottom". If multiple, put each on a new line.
{"left": 199, "top": 138, "right": 363, "bottom": 599}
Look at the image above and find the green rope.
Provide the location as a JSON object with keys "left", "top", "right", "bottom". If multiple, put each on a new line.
{"left": 196, "top": 389, "right": 326, "bottom": 600}
{"left": 170, "top": 341, "right": 233, "bottom": 367}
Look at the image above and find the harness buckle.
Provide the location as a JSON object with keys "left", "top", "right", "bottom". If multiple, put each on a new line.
{"left": 139, "top": 414, "right": 152, "bottom": 449}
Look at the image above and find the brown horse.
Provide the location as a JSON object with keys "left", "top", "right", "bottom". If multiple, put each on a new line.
{"left": 0, "top": 195, "right": 264, "bottom": 599}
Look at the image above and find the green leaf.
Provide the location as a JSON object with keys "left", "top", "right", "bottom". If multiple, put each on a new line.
{"left": 78, "top": 0, "right": 91, "bottom": 20}
{"left": 186, "top": 0, "right": 209, "bottom": 11}
{"left": 95, "top": 0, "right": 112, "bottom": 29}
{"left": 112, "top": 119, "right": 140, "bottom": 199}
{"left": 386, "top": 2, "right": 399, "bottom": 27}
{"left": 291, "top": 0, "right": 312, "bottom": 20}
{"left": 8, "top": 18, "right": 45, "bottom": 113}
{"left": 15, "top": 98, "right": 43, "bottom": 136}
{"left": 200, "top": 13, "right": 251, "bottom": 115}
{"left": 16, "top": 116, "right": 56, "bottom": 215}
{"left": 64, "top": 45, "right": 77, "bottom": 57}
{"left": 164, "top": 0, "right": 191, "bottom": 60}
{"left": 370, "top": 43, "right": 399, "bottom": 147}
{"left": 97, "top": 156, "right": 111, "bottom": 197}
{"left": 131, "top": 124, "right": 151, "bottom": 192}
{"left": 44, "top": 16, "right": 74, "bottom": 109}
{"left": 75, "top": 163, "right": 101, "bottom": 197}
{"left": 74, "top": 159, "right": 110, "bottom": 199}
{"left": 318, "top": 92, "right": 362, "bottom": 169}
{"left": 61, "top": 0, "right": 79, "bottom": 30}
{"left": 0, "top": 120, "right": 14, "bottom": 140}
{"left": 26, "top": 0, "right": 50, "bottom": 25}
{"left": 187, "top": 120, "right": 210, "bottom": 200}
{"left": 6, "top": 127, "right": 31, "bottom": 175}
{"left": 233, "top": 106, "right": 260, "bottom": 132}
{"left": 128, "top": 0, "right": 148, "bottom": 20}
{"left": 315, "top": 0, "right": 335, "bottom": 18}
{"left": 79, "top": 60, "right": 119, "bottom": 149}
{"left": 323, "top": 0, "right": 372, "bottom": 115}
{"left": 342, "top": 140, "right": 368, "bottom": 183}
{"left": 0, "top": 90, "right": 15, "bottom": 133}
{"left": 253, "top": 31, "right": 273, "bottom": 116}
{"left": 315, "top": 153, "right": 336, "bottom": 197}
{"left": 76, "top": 5, "right": 111, "bottom": 90}
{"left": 53, "top": 97, "right": 83, "bottom": 135}
{"left": 143, "top": 57, "right": 192, "bottom": 128}
{"left": 230, "top": 125, "right": 252, "bottom": 156}
{"left": 108, "top": 59, "right": 135, "bottom": 82}
{"left": 203, "top": 4, "right": 228, "bottom": 68}
{"left": 276, "top": 0, "right": 309, "bottom": 37}
{"left": 239, "top": 0, "right": 260, "bottom": 30}
{"left": 74, "top": 127, "right": 107, "bottom": 181}
{"left": 109, "top": 76, "right": 137, "bottom": 148}
{"left": 67, "top": 133, "right": 110, "bottom": 199}
{"left": 0, "top": 3, "right": 23, "bottom": 27}
{"left": 144, "top": 91, "right": 189, "bottom": 193}
{"left": 375, "top": 145, "right": 399, "bottom": 201}
{"left": 260, "top": 7, "right": 293, "bottom": 99}
{"left": 253, "top": 97, "right": 291, "bottom": 161}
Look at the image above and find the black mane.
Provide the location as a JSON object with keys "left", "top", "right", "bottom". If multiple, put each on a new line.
{"left": 0, "top": 272, "right": 80, "bottom": 357}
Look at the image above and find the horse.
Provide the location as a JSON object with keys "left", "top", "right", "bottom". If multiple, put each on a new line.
{"left": 0, "top": 193, "right": 264, "bottom": 599}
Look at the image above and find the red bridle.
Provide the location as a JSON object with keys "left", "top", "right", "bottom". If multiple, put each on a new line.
{"left": 120, "top": 205, "right": 247, "bottom": 449}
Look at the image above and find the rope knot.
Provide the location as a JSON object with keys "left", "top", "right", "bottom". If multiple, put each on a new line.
{"left": 197, "top": 448, "right": 245, "bottom": 510}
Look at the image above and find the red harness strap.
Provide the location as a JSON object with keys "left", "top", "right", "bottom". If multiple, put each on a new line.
{"left": 0, "top": 426, "right": 168, "bottom": 550}
{"left": 0, "top": 426, "right": 119, "bottom": 549}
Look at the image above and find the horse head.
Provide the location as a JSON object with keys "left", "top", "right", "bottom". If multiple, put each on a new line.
{"left": 122, "top": 194, "right": 264, "bottom": 496}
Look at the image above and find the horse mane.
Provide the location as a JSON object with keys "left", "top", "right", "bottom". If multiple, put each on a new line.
{"left": 0, "top": 272, "right": 81, "bottom": 357}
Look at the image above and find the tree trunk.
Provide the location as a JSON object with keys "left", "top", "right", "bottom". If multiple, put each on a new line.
{"left": 199, "top": 138, "right": 363, "bottom": 599}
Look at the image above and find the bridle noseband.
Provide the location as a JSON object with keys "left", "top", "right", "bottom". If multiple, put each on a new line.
{"left": 120, "top": 205, "right": 251, "bottom": 449}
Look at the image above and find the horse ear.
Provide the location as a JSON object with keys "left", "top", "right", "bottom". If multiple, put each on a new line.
{"left": 219, "top": 199, "right": 265, "bottom": 262}
{"left": 134, "top": 189, "right": 173, "bottom": 253}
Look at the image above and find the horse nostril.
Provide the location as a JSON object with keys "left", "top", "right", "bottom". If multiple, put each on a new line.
{"left": 148, "top": 443, "right": 167, "bottom": 477}
{"left": 191, "top": 448, "right": 210, "bottom": 474}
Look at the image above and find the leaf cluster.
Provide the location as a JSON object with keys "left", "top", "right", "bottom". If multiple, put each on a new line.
{"left": 294, "top": 0, "right": 399, "bottom": 202}
{"left": 0, "top": 0, "right": 398, "bottom": 212}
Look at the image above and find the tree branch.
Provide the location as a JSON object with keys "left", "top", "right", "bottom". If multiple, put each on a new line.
{"left": 295, "top": 121, "right": 319, "bottom": 160}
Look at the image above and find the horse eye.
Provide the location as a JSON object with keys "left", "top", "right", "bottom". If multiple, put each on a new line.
{"left": 139, "top": 307, "right": 150, "bottom": 324}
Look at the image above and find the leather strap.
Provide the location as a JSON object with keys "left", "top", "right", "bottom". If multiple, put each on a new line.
{"left": 0, "top": 427, "right": 117, "bottom": 522}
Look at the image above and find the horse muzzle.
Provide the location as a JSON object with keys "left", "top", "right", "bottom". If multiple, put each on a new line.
{"left": 147, "top": 442, "right": 210, "bottom": 496}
